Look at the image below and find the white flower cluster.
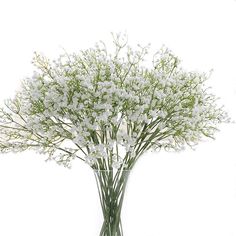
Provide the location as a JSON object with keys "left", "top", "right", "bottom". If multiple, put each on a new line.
{"left": 0, "top": 34, "right": 230, "bottom": 170}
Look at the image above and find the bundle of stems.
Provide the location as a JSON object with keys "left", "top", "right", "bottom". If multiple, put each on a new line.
{"left": 94, "top": 169, "right": 130, "bottom": 236}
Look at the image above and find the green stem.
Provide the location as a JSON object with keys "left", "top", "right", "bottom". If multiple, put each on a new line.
{"left": 94, "top": 169, "right": 130, "bottom": 236}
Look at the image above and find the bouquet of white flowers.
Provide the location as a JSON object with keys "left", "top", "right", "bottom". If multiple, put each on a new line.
{"left": 0, "top": 33, "right": 230, "bottom": 236}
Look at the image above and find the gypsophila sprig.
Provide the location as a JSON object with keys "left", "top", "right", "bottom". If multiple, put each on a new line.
{"left": 0, "top": 33, "right": 230, "bottom": 170}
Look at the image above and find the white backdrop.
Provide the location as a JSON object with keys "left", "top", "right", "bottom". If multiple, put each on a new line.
{"left": 0, "top": 0, "right": 236, "bottom": 235}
